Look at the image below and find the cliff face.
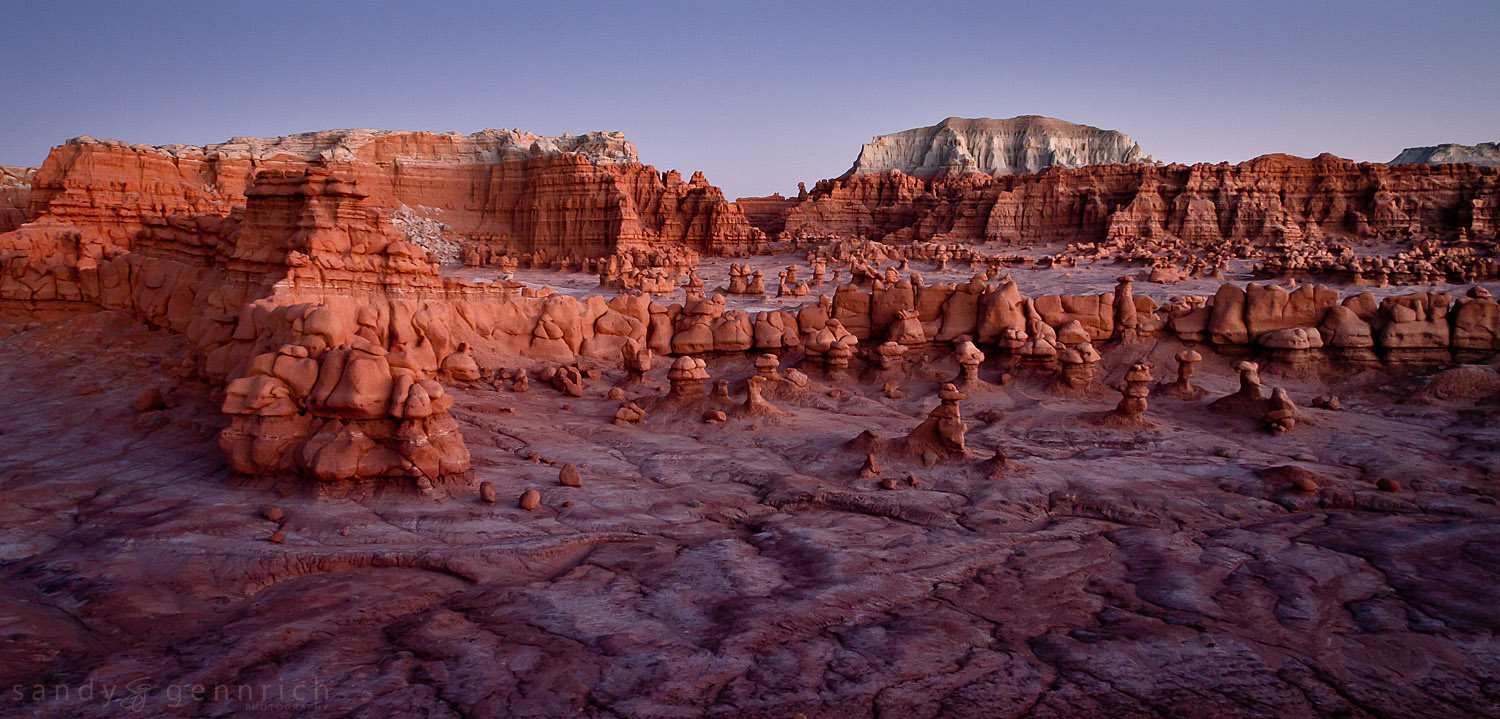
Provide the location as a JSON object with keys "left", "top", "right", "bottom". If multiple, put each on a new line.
{"left": 0, "top": 166, "right": 33, "bottom": 233}
{"left": 847, "top": 116, "right": 1155, "bottom": 179}
{"left": 766, "top": 153, "right": 1500, "bottom": 246}
{"left": 733, "top": 193, "right": 799, "bottom": 237}
{"left": 6, "top": 129, "right": 762, "bottom": 265}
{"left": 1391, "top": 142, "right": 1500, "bottom": 167}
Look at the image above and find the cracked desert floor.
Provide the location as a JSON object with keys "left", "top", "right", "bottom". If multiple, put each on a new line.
{"left": 3, "top": 286, "right": 1498, "bottom": 718}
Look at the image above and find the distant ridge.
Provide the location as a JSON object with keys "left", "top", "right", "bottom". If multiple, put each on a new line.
{"left": 1390, "top": 142, "right": 1500, "bottom": 167}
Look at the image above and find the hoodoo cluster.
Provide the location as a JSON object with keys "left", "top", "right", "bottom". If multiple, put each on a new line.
{"left": 1, "top": 123, "right": 1497, "bottom": 483}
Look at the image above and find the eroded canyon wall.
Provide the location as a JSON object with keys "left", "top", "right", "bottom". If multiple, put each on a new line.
{"left": 3, "top": 123, "right": 1499, "bottom": 485}
{"left": 4, "top": 129, "right": 763, "bottom": 266}
{"left": 4, "top": 163, "right": 1498, "bottom": 483}
{"left": 0, "top": 166, "right": 35, "bottom": 234}
{"left": 761, "top": 153, "right": 1500, "bottom": 247}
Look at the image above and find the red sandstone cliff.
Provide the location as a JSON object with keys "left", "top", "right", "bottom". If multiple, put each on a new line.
{"left": 0, "top": 166, "right": 35, "bottom": 234}
{"left": 733, "top": 193, "right": 799, "bottom": 237}
{"left": 4, "top": 129, "right": 763, "bottom": 265}
{"left": 759, "top": 153, "right": 1500, "bottom": 246}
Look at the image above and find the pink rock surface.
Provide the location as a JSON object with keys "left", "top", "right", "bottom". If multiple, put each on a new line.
{"left": 0, "top": 125, "right": 1498, "bottom": 718}
{"left": 2, "top": 309, "right": 1499, "bottom": 717}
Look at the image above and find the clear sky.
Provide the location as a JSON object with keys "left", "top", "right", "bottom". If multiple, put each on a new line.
{"left": 2, "top": 1, "right": 1496, "bottom": 199}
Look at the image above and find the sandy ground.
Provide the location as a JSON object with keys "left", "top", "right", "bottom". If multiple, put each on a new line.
{"left": 2, "top": 306, "right": 1498, "bottom": 718}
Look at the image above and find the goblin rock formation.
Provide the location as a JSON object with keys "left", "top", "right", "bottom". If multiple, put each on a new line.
{"left": 5, "top": 153, "right": 1499, "bottom": 481}
{"left": 846, "top": 115, "right": 1155, "bottom": 179}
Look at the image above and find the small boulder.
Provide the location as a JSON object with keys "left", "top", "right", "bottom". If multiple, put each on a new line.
{"left": 1258, "top": 464, "right": 1326, "bottom": 493}
{"left": 519, "top": 489, "right": 541, "bottom": 510}
{"left": 559, "top": 463, "right": 582, "bottom": 487}
{"left": 134, "top": 388, "right": 167, "bottom": 413}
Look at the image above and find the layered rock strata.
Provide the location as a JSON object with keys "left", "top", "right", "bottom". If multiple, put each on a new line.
{"left": 1391, "top": 142, "right": 1500, "bottom": 167}
{"left": 1, "top": 166, "right": 477, "bottom": 480}
{"left": 5, "top": 154, "right": 1496, "bottom": 484}
{"left": 3, "top": 134, "right": 1500, "bottom": 482}
{"left": 0, "top": 165, "right": 33, "bottom": 233}
{"left": 847, "top": 116, "right": 1155, "bottom": 179}
{"left": 6, "top": 129, "right": 762, "bottom": 267}
{"left": 760, "top": 153, "right": 1499, "bottom": 249}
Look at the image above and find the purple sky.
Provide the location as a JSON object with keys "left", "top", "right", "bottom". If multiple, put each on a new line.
{"left": 2, "top": 1, "right": 1496, "bottom": 199}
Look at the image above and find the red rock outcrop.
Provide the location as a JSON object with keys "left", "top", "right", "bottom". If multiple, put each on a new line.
{"left": 763, "top": 153, "right": 1500, "bottom": 248}
{"left": 0, "top": 165, "right": 33, "bottom": 233}
{"left": 0, "top": 164, "right": 477, "bottom": 480}
{"left": 733, "top": 192, "right": 798, "bottom": 237}
{"left": 4, "top": 129, "right": 763, "bottom": 267}
{"left": 0, "top": 155, "right": 775, "bottom": 480}
{"left": 4, "top": 132, "right": 1500, "bottom": 484}
{"left": 6, "top": 120, "right": 1500, "bottom": 719}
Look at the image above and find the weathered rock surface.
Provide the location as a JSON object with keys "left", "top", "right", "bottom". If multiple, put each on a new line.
{"left": 733, "top": 192, "right": 798, "bottom": 237}
{"left": 6, "top": 128, "right": 762, "bottom": 264}
{"left": 2, "top": 310, "right": 1499, "bottom": 718}
{"left": 1391, "top": 141, "right": 1500, "bottom": 167}
{"left": 1, "top": 120, "right": 1500, "bottom": 718}
{"left": 4, "top": 161, "right": 1497, "bottom": 403}
{"left": 768, "top": 153, "right": 1500, "bottom": 247}
{"left": 847, "top": 116, "right": 1155, "bottom": 179}
{"left": 0, "top": 165, "right": 33, "bottom": 233}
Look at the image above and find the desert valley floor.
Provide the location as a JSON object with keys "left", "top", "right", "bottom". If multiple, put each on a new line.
{"left": 1, "top": 120, "right": 1499, "bottom": 717}
{"left": 3, "top": 257, "right": 1498, "bottom": 718}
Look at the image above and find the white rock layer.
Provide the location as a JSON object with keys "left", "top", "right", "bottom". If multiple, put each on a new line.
{"left": 848, "top": 116, "right": 1154, "bottom": 179}
{"left": 1, "top": 166, "right": 34, "bottom": 188}
{"left": 1390, "top": 142, "right": 1500, "bottom": 167}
